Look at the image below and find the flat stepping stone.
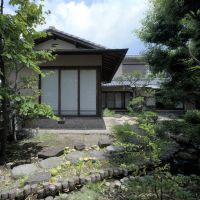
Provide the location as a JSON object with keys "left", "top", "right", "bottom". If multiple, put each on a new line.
{"left": 26, "top": 172, "right": 51, "bottom": 184}
{"left": 106, "top": 145, "right": 124, "bottom": 153}
{"left": 74, "top": 143, "right": 86, "bottom": 151}
{"left": 11, "top": 164, "right": 39, "bottom": 178}
{"left": 38, "top": 146, "right": 65, "bottom": 159}
{"left": 66, "top": 151, "right": 85, "bottom": 164}
{"left": 39, "top": 157, "right": 62, "bottom": 169}
{"left": 88, "top": 150, "right": 109, "bottom": 160}
{"left": 98, "top": 139, "right": 112, "bottom": 148}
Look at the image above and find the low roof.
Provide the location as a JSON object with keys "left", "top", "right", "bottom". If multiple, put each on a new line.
{"left": 102, "top": 78, "right": 163, "bottom": 89}
{"left": 35, "top": 27, "right": 128, "bottom": 82}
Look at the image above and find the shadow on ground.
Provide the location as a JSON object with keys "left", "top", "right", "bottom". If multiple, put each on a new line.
{"left": 6, "top": 142, "right": 43, "bottom": 165}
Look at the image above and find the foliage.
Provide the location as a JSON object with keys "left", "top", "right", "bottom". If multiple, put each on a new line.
{"left": 138, "top": 111, "right": 158, "bottom": 124}
{"left": 76, "top": 160, "right": 85, "bottom": 176}
{"left": 138, "top": 0, "right": 200, "bottom": 104}
{"left": 126, "top": 168, "right": 199, "bottom": 200}
{"left": 18, "top": 176, "right": 28, "bottom": 188}
{"left": 184, "top": 110, "right": 200, "bottom": 124}
{"left": 12, "top": 95, "right": 59, "bottom": 122}
{"left": 113, "top": 122, "right": 160, "bottom": 164}
{"left": 103, "top": 108, "right": 115, "bottom": 117}
{"left": 0, "top": 0, "right": 56, "bottom": 159}
{"left": 155, "top": 119, "right": 200, "bottom": 144}
{"left": 112, "top": 123, "right": 134, "bottom": 143}
{"left": 128, "top": 96, "right": 145, "bottom": 113}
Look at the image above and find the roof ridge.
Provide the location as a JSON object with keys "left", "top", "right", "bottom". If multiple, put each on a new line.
{"left": 43, "top": 27, "right": 107, "bottom": 49}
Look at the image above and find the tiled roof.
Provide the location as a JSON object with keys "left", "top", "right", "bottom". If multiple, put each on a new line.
{"left": 38, "top": 26, "right": 107, "bottom": 49}
{"left": 102, "top": 78, "right": 163, "bottom": 89}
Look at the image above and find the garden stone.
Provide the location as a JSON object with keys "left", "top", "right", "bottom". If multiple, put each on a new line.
{"left": 120, "top": 177, "right": 129, "bottom": 184}
{"left": 62, "top": 181, "right": 69, "bottom": 193}
{"left": 11, "top": 163, "right": 39, "bottom": 178}
{"left": 74, "top": 143, "right": 86, "bottom": 151}
{"left": 39, "top": 157, "right": 62, "bottom": 169}
{"left": 1, "top": 191, "right": 8, "bottom": 200}
{"left": 114, "top": 180, "right": 121, "bottom": 188}
{"left": 16, "top": 189, "right": 24, "bottom": 199}
{"left": 66, "top": 151, "right": 85, "bottom": 164}
{"left": 31, "top": 184, "right": 38, "bottom": 193}
{"left": 55, "top": 182, "right": 62, "bottom": 191}
{"left": 108, "top": 168, "right": 114, "bottom": 177}
{"left": 0, "top": 176, "right": 4, "bottom": 182}
{"left": 8, "top": 189, "right": 16, "bottom": 199}
{"left": 98, "top": 139, "right": 112, "bottom": 148}
{"left": 105, "top": 182, "right": 110, "bottom": 187}
{"left": 94, "top": 173, "right": 101, "bottom": 181}
{"left": 24, "top": 185, "right": 31, "bottom": 196}
{"left": 85, "top": 176, "right": 92, "bottom": 183}
{"left": 88, "top": 150, "right": 109, "bottom": 160}
{"left": 37, "top": 188, "right": 45, "bottom": 198}
{"left": 68, "top": 179, "right": 76, "bottom": 190}
{"left": 48, "top": 185, "right": 56, "bottom": 195}
{"left": 122, "top": 168, "right": 129, "bottom": 176}
{"left": 45, "top": 196, "right": 54, "bottom": 200}
{"left": 26, "top": 172, "right": 51, "bottom": 184}
{"left": 106, "top": 145, "right": 124, "bottom": 153}
{"left": 38, "top": 146, "right": 65, "bottom": 159}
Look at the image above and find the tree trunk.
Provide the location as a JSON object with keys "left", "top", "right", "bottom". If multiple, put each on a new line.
{"left": 0, "top": 0, "right": 9, "bottom": 164}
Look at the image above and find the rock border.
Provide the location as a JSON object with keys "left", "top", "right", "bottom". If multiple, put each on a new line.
{"left": 0, "top": 167, "right": 129, "bottom": 200}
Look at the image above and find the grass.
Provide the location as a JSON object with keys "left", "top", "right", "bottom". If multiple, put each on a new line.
{"left": 103, "top": 108, "right": 115, "bottom": 117}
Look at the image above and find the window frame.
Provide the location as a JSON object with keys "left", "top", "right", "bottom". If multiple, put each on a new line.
{"left": 39, "top": 66, "right": 101, "bottom": 117}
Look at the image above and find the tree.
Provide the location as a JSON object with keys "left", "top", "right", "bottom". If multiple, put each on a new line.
{"left": 0, "top": 0, "right": 56, "bottom": 163}
{"left": 138, "top": 0, "right": 200, "bottom": 107}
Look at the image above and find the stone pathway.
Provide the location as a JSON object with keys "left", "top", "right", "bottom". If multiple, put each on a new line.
{"left": 39, "top": 157, "right": 63, "bottom": 169}
{"left": 38, "top": 146, "right": 65, "bottom": 159}
{"left": 66, "top": 151, "right": 86, "bottom": 164}
{"left": 26, "top": 172, "right": 51, "bottom": 184}
{"left": 11, "top": 164, "right": 40, "bottom": 179}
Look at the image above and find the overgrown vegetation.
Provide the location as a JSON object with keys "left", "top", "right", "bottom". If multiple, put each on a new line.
{"left": 103, "top": 108, "right": 116, "bottom": 117}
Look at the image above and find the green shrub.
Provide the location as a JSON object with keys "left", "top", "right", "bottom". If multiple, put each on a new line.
{"left": 138, "top": 111, "right": 158, "bottom": 124}
{"left": 127, "top": 96, "right": 145, "bottom": 113}
{"left": 184, "top": 110, "right": 200, "bottom": 124}
{"left": 156, "top": 120, "right": 187, "bottom": 135}
{"left": 103, "top": 108, "right": 115, "bottom": 117}
{"left": 112, "top": 123, "right": 133, "bottom": 143}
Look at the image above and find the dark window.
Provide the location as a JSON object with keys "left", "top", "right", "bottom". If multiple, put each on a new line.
{"left": 102, "top": 92, "right": 132, "bottom": 110}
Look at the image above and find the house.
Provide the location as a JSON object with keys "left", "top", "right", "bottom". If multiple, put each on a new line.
{"left": 15, "top": 27, "right": 126, "bottom": 129}
{"left": 33, "top": 27, "right": 128, "bottom": 118}
{"left": 102, "top": 55, "right": 198, "bottom": 112}
{"left": 13, "top": 27, "right": 197, "bottom": 129}
{"left": 102, "top": 55, "right": 159, "bottom": 111}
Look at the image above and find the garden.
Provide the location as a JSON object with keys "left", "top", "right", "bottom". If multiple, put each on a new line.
{"left": 0, "top": 109, "right": 200, "bottom": 199}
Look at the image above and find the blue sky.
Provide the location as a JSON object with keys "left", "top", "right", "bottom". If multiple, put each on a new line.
{"left": 5, "top": 0, "right": 148, "bottom": 55}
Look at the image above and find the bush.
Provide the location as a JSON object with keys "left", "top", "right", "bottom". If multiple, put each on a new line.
{"left": 156, "top": 120, "right": 187, "bottom": 135}
{"left": 138, "top": 111, "right": 158, "bottom": 124}
{"left": 103, "top": 108, "right": 115, "bottom": 117}
{"left": 112, "top": 123, "right": 133, "bottom": 143}
{"left": 184, "top": 110, "right": 200, "bottom": 124}
{"left": 127, "top": 96, "right": 145, "bottom": 113}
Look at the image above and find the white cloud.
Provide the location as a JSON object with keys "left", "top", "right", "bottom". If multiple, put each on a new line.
{"left": 41, "top": 0, "right": 148, "bottom": 54}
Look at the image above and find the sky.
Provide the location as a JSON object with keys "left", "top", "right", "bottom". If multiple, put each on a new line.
{"left": 5, "top": 0, "right": 149, "bottom": 55}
